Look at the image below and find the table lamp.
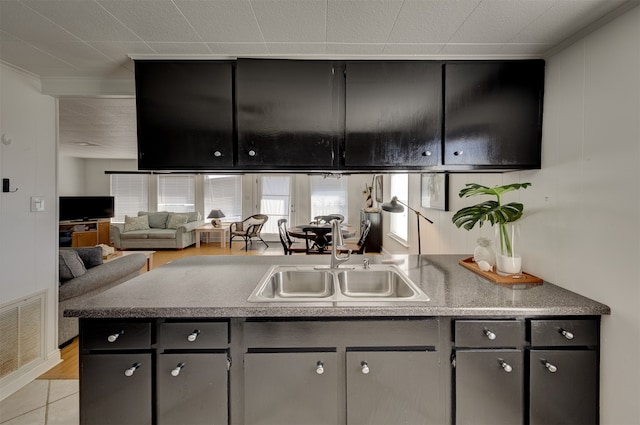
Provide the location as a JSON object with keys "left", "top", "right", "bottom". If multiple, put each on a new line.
{"left": 207, "top": 209, "right": 225, "bottom": 227}
{"left": 381, "top": 196, "right": 433, "bottom": 255}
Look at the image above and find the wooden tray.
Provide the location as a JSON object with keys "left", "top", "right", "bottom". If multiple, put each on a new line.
{"left": 459, "top": 257, "right": 543, "bottom": 286}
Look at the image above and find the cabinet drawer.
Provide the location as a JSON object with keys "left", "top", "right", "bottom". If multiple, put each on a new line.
{"left": 159, "top": 321, "right": 228, "bottom": 349}
{"left": 529, "top": 319, "right": 598, "bottom": 347}
{"left": 81, "top": 320, "right": 151, "bottom": 350}
{"left": 455, "top": 320, "right": 523, "bottom": 348}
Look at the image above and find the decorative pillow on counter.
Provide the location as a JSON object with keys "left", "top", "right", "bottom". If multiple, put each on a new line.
{"left": 139, "top": 211, "right": 169, "bottom": 228}
{"left": 166, "top": 213, "right": 189, "bottom": 229}
{"left": 59, "top": 249, "right": 87, "bottom": 282}
{"left": 124, "top": 214, "right": 150, "bottom": 232}
{"left": 74, "top": 246, "right": 103, "bottom": 269}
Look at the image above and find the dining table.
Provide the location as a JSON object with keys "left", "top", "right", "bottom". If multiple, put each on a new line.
{"left": 288, "top": 223, "right": 356, "bottom": 252}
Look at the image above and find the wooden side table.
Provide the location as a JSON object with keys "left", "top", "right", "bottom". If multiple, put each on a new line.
{"left": 196, "top": 225, "right": 230, "bottom": 248}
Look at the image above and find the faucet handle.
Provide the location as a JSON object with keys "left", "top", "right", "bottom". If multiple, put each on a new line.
{"left": 363, "top": 258, "right": 370, "bottom": 269}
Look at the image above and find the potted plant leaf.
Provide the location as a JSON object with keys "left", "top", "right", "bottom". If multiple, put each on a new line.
{"left": 452, "top": 182, "right": 531, "bottom": 275}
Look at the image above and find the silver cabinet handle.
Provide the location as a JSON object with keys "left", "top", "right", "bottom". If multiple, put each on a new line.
{"left": 187, "top": 330, "right": 200, "bottom": 342}
{"left": 361, "top": 361, "right": 370, "bottom": 374}
{"left": 124, "top": 362, "right": 141, "bottom": 377}
{"left": 484, "top": 329, "right": 497, "bottom": 340}
{"left": 171, "top": 362, "right": 185, "bottom": 377}
{"left": 543, "top": 360, "right": 558, "bottom": 373}
{"left": 316, "top": 361, "right": 324, "bottom": 375}
{"left": 422, "top": 151, "right": 432, "bottom": 156}
{"left": 213, "top": 151, "right": 222, "bottom": 157}
{"left": 454, "top": 150, "right": 464, "bottom": 156}
{"left": 107, "top": 331, "right": 123, "bottom": 343}
{"left": 560, "top": 329, "right": 574, "bottom": 340}
{"left": 248, "top": 150, "right": 256, "bottom": 157}
{"left": 498, "top": 359, "right": 513, "bottom": 373}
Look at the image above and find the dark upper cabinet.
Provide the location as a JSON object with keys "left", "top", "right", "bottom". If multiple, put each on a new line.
{"left": 345, "top": 61, "right": 442, "bottom": 168}
{"left": 135, "top": 60, "right": 234, "bottom": 170}
{"left": 236, "top": 59, "right": 340, "bottom": 169}
{"left": 444, "top": 60, "right": 544, "bottom": 169}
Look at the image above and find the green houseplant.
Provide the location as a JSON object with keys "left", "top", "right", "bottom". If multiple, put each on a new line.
{"left": 452, "top": 182, "right": 531, "bottom": 274}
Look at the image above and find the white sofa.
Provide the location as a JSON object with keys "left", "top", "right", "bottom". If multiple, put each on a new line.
{"left": 111, "top": 211, "right": 204, "bottom": 250}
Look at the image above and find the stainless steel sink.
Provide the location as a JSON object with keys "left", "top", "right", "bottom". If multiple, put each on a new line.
{"left": 248, "top": 264, "right": 429, "bottom": 303}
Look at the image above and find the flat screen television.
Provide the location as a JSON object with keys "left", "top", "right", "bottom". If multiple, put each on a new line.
{"left": 59, "top": 196, "right": 115, "bottom": 221}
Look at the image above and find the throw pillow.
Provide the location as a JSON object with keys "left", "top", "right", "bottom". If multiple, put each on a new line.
{"left": 166, "top": 213, "right": 189, "bottom": 229}
{"left": 139, "top": 211, "right": 169, "bottom": 229}
{"left": 59, "top": 249, "right": 87, "bottom": 282}
{"left": 185, "top": 211, "right": 201, "bottom": 223}
{"left": 124, "top": 215, "right": 150, "bottom": 232}
{"left": 74, "top": 246, "right": 103, "bottom": 269}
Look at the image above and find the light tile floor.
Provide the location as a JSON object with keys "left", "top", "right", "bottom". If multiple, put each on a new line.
{"left": 0, "top": 380, "right": 78, "bottom": 425}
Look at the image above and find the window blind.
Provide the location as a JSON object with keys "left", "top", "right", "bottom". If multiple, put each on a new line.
{"left": 389, "top": 174, "right": 408, "bottom": 241}
{"left": 204, "top": 175, "right": 242, "bottom": 222}
{"left": 158, "top": 175, "right": 195, "bottom": 213}
{"left": 110, "top": 174, "right": 149, "bottom": 222}
{"left": 310, "top": 175, "right": 349, "bottom": 222}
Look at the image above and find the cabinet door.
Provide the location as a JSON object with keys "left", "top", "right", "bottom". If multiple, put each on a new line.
{"left": 135, "top": 60, "right": 234, "bottom": 170}
{"left": 244, "top": 352, "right": 338, "bottom": 425}
{"left": 157, "top": 353, "right": 228, "bottom": 425}
{"left": 444, "top": 60, "right": 544, "bottom": 168}
{"left": 97, "top": 221, "right": 110, "bottom": 245}
{"left": 529, "top": 350, "right": 598, "bottom": 425}
{"left": 455, "top": 350, "right": 523, "bottom": 425}
{"left": 80, "top": 353, "right": 152, "bottom": 425}
{"left": 345, "top": 61, "right": 442, "bottom": 168}
{"left": 346, "top": 351, "right": 442, "bottom": 425}
{"left": 236, "top": 59, "right": 338, "bottom": 169}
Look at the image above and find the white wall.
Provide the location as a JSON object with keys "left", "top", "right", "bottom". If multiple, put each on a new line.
{"left": 0, "top": 63, "right": 60, "bottom": 399}
{"left": 57, "top": 155, "right": 86, "bottom": 195}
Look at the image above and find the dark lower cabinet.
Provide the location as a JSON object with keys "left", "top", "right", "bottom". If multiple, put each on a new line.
{"left": 157, "top": 353, "right": 228, "bottom": 425}
{"left": 244, "top": 352, "right": 339, "bottom": 425}
{"left": 454, "top": 350, "right": 523, "bottom": 425}
{"left": 346, "top": 351, "right": 440, "bottom": 425}
{"left": 81, "top": 353, "right": 152, "bottom": 425}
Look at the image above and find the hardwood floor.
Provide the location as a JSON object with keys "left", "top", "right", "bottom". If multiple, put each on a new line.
{"left": 38, "top": 239, "right": 285, "bottom": 380}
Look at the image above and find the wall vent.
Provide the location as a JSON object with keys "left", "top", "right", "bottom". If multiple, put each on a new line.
{"left": 0, "top": 293, "right": 44, "bottom": 379}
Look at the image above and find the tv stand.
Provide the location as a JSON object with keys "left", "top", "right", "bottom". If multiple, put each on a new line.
{"left": 59, "top": 219, "right": 110, "bottom": 247}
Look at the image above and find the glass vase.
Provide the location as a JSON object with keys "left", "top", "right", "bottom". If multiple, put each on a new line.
{"left": 495, "top": 223, "right": 522, "bottom": 276}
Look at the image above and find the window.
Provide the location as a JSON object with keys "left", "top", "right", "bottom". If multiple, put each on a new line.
{"left": 259, "top": 175, "right": 291, "bottom": 234}
{"left": 110, "top": 174, "right": 149, "bottom": 222}
{"left": 310, "top": 175, "right": 348, "bottom": 222}
{"left": 389, "top": 174, "right": 408, "bottom": 242}
{"left": 158, "top": 175, "right": 195, "bottom": 213}
{"left": 204, "top": 175, "right": 242, "bottom": 223}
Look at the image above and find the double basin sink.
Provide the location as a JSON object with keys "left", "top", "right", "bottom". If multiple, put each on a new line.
{"left": 248, "top": 264, "right": 429, "bottom": 303}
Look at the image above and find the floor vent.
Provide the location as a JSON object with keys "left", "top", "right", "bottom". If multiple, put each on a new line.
{"left": 0, "top": 293, "right": 44, "bottom": 379}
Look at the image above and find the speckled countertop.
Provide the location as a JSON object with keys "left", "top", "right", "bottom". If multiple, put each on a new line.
{"left": 64, "top": 254, "right": 610, "bottom": 318}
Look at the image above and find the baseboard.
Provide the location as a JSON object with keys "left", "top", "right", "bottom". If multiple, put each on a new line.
{"left": 0, "top": 349, "right": 61, "bottom": 401}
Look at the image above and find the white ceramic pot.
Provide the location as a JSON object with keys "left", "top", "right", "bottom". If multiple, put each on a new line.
{"left": 496, "top": 253, "right": 522, "bottom": 276}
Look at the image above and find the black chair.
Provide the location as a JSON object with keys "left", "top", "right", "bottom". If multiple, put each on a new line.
{"left": 339, "top": 219, "right": 371, "bottom": 254}
{"left": 277, "top": 219, "right": 307, "bottom": 255}
{"left": 229, "top": 214, "right": 269, "bottom": 251}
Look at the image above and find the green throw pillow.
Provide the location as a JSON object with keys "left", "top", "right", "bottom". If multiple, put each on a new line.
{"left": 167, "top": 213, "right": 189, "bottom": 229}
{"left": 124, "top": 214, "right": 150, "bottom": 232}
{"left": 139, "top": 211, "right": 169, "bottom": 228}
{"left": 59, "top": 249, "right": 87, "bottom": 282}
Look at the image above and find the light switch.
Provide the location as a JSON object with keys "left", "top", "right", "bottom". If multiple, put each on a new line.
{"left": 31, "top": 196, "right": 45, "bottom": 212}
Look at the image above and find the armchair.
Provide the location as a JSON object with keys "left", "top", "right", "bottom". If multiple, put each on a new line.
{"left": 229, "top": 214, "right": 269, "bottom": 251}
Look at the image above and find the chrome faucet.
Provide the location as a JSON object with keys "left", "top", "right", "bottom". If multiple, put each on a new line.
{"left": 330, "top": 219, "right": 351, "bottom": 269}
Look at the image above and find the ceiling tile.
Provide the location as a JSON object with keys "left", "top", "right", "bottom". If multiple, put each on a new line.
{"left": 327, "top": 0, "right": 404, "bottom": 43}
{"left": 251, "top": 0, "right": 326, "bottom": 42}
{"left": 449, "top": 0, "right": 556, "bottom": 43}
{"left": 389, "top": 0, "right": 481, "bottom": 43}
{"left": 0, "top": 32, "right": 80, "bottom": 76}
{"left": 325, "top": 43, "right": 385, "bottom": 55}
{"left": 97, "top": 0, "right": 201, "bottom": 42}
{"left": 382, "top": 43, "right": 444, "bottom": 55}
{"left": 21, "top": 0, "right": 141, "bottom": 42}
{"left": 266, "top": 42, "right": 326, "bottom": 54}
{"left": 207, "top": 43, "right": 269, "bottom": 55}
{"left": 174, "top": 0, "right": 263, "bottom": 42}
{"left": 0, "top": 0, "right": 78, "bottom": 42}
{"left": 146, "top": 42, "right": 213, "bottom": 55}
{"left": 439, "top": 43, "right": 508, "bottom": 55}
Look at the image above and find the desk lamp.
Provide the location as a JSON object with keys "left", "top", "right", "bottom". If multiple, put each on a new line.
{"left": 381, "top": 197, "right": 433, "bottom": 255}
{"left": 207, "top": 209, "right": 225, "bottom": 227}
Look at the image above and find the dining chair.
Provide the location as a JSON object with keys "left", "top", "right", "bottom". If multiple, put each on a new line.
{"left": 339, "top": 219, "right": 371, "bottom": 254}
{"left": 277, "top": 219, "right": 307, "bottom": 255}
{"left": 229, "top": 214, "right": 269, "bottom": 251}
{"left": 312, "top": 214, "right": 344, "bottom": 224}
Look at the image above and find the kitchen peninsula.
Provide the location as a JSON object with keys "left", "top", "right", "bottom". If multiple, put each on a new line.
{"left": 67, "top": 255, "right": 609, "bottom": 425}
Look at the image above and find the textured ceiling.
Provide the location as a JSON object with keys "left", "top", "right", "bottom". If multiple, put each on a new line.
{"left": 2, "top": 0, "right": 637, "bottom": 159}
